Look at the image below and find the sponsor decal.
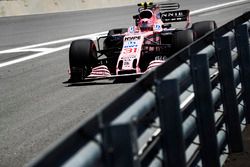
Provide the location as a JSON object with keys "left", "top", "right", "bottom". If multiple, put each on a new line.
{"left": 164, "top": 11, "right": 183, "bottom": 17}
{"left": 120, "top": 55, "right": 136, "bottom": 60}
{"left": 154, "top": 24, "right": 161, "bottom": 31}
{"left": 123, "top": 61, "right": 130, "bottom": 66}
{"left": 124, "top": 41, "right": 138, "bottom": 48}
{"left": 124, "top": 36, "right": 141, "bottom": 41}
{"left": 161, "top": 10, "right": 189, "bottom": 22}
{"left": 128, "top": 26, "right": 135, "bottom": 33}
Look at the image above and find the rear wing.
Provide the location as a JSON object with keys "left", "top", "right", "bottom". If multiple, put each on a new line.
{"left": 158, "top": 3, "right": 190, "bottom": 23}
{"left": 161, "top": 10, "right": 190, "bottom": 23}
{"left": 134, "top": 2, "right": 190, "bottom": 24}
{"left": 137, "top": 2, "right": 180, "bottom": 11}
{"left": 160, "top": 3, "right": 180, "bottom": 11}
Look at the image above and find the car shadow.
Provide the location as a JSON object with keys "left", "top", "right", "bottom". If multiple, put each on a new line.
{"left": 62, "top": 79, "right": 135, "bottom": 87}
{"left": 65, "top": 82, "right": 113, "bottom": 87}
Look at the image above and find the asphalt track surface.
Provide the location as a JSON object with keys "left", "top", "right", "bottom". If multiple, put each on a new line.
{"left": 0, "top": 0, "right": 249, "bottom": 166}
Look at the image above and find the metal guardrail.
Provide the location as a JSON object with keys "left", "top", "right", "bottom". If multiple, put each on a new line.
{"left": 28, "top": 11, "right": 250, "bottom": 167}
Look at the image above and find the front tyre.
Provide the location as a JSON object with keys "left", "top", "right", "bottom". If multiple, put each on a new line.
{"left": 69, "top": 39, "right": 98, "bottom": 81}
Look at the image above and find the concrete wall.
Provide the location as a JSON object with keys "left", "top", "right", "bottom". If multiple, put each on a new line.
{"left": 0, "top": 0, "right": 164, "bottom": 17}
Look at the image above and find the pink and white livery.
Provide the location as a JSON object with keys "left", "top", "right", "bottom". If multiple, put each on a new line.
{"left": 66, "top": 2, "right": 216, "bottom": 83}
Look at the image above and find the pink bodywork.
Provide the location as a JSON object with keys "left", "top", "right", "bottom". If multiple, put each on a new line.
{"left": 88, "top": 7, "right": 166, "bottom": 78}
{"left": 88, "top": 29, "right": 164, "bottom": 78}
{"left": 69, "top": 3, "right": 192, "bottom": 80}
{"left": 116, "top": 30, "right": 161, "bottom": 75}
{"left": 116, "top": 10, "right": 164, "bottom": 75}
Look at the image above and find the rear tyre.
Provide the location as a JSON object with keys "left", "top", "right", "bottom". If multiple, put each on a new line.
{"left": 192, "top": 20, "right": 217, "bottom": 39}
{"left": 172, "top": 29, "right": 194, "bottom": 52}
{"left": 69, "top": 39, "right": 98, "bottom": 81}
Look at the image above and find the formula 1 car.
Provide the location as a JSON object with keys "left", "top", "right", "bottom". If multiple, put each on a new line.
{"left": 66, "top": 2, "right": 216, "bottom": 83}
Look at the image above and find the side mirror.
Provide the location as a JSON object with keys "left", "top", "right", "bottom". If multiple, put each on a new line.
{"left": 133, "top": 15, "right": 140, "bottom": 26}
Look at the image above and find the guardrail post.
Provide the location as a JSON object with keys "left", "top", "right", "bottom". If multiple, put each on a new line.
{"left": 155, "top": 79, "right": 186, "bottom": 167}
{"left": 190, "top": 53, "right": 220, "bottom": 167}
{"left": 215, "top": 36, "right": 244, "bottom": 153}
{"left": 235, "top": 23, "right": 250, "bottom": 124}
{"left": 103, "top": 122, "right": 140, "bottom": 167}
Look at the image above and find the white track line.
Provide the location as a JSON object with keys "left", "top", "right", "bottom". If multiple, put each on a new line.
{"left": 1, "top": 48, "right": 54, "bottom": 53}
{"left": 190, "top": 0, "right": 250, "bottom": 15}
{"left": 0, "top": 32, "right": 107, "bottom": 68}
{"left": 0, "top": 45, "right": 69, "bottom": 68}
{"left": 0, "top": 31, "right": 107, "bottom": 55}
{"left": 0, "top": 0, "right": 249, "bottom": 68}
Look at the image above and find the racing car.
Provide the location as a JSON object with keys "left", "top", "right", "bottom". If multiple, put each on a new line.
{"left": 66, "top": 2, "right": 216, "bottom": 83}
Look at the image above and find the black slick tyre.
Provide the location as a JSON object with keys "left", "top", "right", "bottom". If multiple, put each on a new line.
{"left": 172, "top": 29, "right": 194, "bottom": 52}
{"left": 69, "top": 39, "right": 98, "bottom": 81}
{"left": 192, "top": 21, "right": 217, "bottom": 39}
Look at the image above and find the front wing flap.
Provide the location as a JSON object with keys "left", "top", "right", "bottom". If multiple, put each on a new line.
{"left": 64, "top": 73, "right": 143, "bottom": 84}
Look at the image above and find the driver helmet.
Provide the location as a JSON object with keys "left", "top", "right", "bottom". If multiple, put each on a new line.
{"left": 138, "top": 18, "right": 154, "bottom": 31}
{"left": 138, "top": 9, "right": 154, "bottom": 31}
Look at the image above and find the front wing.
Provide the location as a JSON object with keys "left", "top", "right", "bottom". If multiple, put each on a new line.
{"left": 64, "top": 73, "right": 143, "bottom": 84}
